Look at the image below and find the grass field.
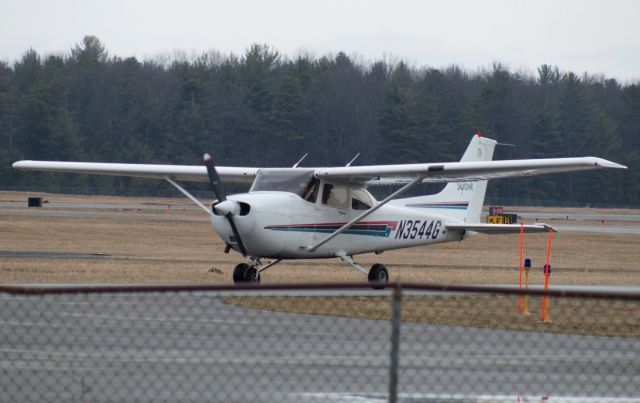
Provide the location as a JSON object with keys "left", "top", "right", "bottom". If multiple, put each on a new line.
{"left": 226, "top": 295, "right": 639, "bottom": 339}
{"left": 2, "top": 191, "right": 639, "bottom": 337}
{"left": 1, "top": 191, "right": 640, "bottom": 285}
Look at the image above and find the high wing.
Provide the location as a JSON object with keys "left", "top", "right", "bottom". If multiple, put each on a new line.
{"left": 11, "top": 161, "right": 259, "bottom": 184}
{"left": 13, "top": 156, "right": 626, "bottom": 186}
{"left": 315, "top": 157, "right": 627, "bottom": 185}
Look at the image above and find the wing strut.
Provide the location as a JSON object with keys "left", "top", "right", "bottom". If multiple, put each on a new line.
{"left": 165, "top": 177, "right": 211, "bottom": 215}
{"left": 305, "top": 175, "right": 425, "bottom": 253}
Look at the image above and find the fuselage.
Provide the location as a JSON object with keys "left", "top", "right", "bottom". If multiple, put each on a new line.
{"left": 210, "top": 189, "right": 465, "bottom": 259}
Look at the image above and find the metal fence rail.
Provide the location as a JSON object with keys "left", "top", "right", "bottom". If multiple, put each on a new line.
{"left": 1, "top": 283, "right": 639, "bottom": 402}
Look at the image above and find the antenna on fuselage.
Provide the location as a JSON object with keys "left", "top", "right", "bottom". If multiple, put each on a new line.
{"left": 345, "top": 153, "right": 360, "bottom": 167}
{"left": 292, "top": 153, "right": 309, "bottom": 168}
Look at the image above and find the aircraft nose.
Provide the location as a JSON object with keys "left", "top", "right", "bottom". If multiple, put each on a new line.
{"left": 211, "top": 199, "right": 252, "bottom": 217}
{"left": 213, "top": 200, "right": 238, "bottom": 216}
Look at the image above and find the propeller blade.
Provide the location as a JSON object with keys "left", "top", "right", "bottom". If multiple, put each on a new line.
{"left": 203, "top": 153, "right": 226, "bottom": 202}
{"left": 203, "top": 153, "right": 249, "bottom": 257}
{"left": 225, "top": 212, "right": 248, "bottom": 257}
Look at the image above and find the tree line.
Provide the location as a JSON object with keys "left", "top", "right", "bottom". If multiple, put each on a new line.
{"left": 1, "top": 36, "right": 638, "bottom": 206}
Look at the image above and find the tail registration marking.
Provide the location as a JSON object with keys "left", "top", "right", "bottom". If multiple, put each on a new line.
{"left": 395, "top": 220, "right": 441, "bottom": 240}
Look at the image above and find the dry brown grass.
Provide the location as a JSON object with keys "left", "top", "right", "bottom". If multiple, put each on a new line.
{"left": 0, "top": 191, "right": 195, "bottom": 206}
{"left": 1, "top": 191, "right": 639, "bottom": 285}
{"left": 3, "top": 192, "right": 639, "bottom": 337}
{"left": 226, "top": 295, "right": 640, "bottom": 338}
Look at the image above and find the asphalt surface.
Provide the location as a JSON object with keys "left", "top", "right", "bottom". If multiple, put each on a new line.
{"left": 515, "top": 211, "right": 640, "bottom": 223}
{"left": 2, "top": 200, "right": 639, "bottom": 401}
{"left": 2, "top": 200, "right": 639, "bottom": 220}
{"left": 0, "top": 291, "right": 639, "bottom": 402}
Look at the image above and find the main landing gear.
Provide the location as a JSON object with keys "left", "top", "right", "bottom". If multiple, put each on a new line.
{"left": 338, "top": 253, "right": 389, "bottom": 288}
{"left": 233, "top": 258, "right": 282, "bottom": 284}
{"left": 231, "top": 254, "right": 388, "bottom": 288}
{"left": 368, "top": 263, "right": 389, "bottom": 284}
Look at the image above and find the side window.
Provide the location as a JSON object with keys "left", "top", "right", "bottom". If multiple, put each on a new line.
{"left": 351, "top": 188, "right": 373, "bottom": 210}
{"left": 322, "top": 183, "right": 348, "bottom": 209}
{"left": 301, "top": 178, "right": 319, "bottom": 203}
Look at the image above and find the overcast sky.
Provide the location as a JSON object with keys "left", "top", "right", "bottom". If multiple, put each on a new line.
{"left": 1, "top": 0, "right": 639, "bottom": 81}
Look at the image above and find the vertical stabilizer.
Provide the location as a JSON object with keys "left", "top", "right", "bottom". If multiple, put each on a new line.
{"left": 396, "top": 134, "right": 497, "bottom": 222}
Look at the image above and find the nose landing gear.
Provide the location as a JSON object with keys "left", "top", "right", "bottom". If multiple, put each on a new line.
{"left": 232, "top": 263, "right": 259, "bottom": 283}
{"left": 232, "top": 258, "right": 282, "bottom": 284}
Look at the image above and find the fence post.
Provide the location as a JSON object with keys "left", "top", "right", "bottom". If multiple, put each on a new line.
{"left": 389, "top": 283, "right": 402, "bottom": 403}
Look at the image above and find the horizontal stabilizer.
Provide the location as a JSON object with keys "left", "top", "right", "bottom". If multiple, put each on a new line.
{"left": 446, "top": 223, "right": 556, "bottom": 234}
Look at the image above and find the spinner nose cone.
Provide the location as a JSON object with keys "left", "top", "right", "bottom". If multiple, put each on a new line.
{"left": 213, "top": 199, "right": 238, "bottom": 216}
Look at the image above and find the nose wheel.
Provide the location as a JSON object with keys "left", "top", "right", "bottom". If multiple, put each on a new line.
{"left": 233, "top": 263, "right": 260, "bottom": 284}
{"left": 232, "top": 259, "right": 282, "bottom": 284}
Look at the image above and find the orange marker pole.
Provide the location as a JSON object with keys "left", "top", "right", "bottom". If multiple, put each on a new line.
{"left": 541, "top": 228, "right": 554, "bottom": 322}
{"left": 518, "top": 223, "right": 524, "bottom": 313}
{"left": 523, "top": 259, "right": 531, "bottom": 315}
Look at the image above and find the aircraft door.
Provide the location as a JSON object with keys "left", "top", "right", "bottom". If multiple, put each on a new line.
{"left": 315, "top": 182, "right": 349, "bottom": 241}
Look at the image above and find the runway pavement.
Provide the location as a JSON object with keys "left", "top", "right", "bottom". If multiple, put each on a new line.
{"left": 2, "top": 200, "right": 638, "bottom": 221}
{"left": 515, "top": 210, "right": 640, "bottom": 222}
{"left": 0, "top": 290, "right": 638, "bottom": 402}
{"left": 2, "top": 198, "right": 639, "bottom": 400}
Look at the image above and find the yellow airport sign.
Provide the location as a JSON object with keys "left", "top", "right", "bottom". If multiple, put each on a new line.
{"left": 487, "top": 214, "right": 517, "bottom": 224}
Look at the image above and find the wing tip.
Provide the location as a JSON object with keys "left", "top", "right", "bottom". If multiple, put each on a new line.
{"left": 590, "top": 157, "right": 627, "bottom": 170}
{"left": 12, "top": 160, "right": 28, "bottom": 169}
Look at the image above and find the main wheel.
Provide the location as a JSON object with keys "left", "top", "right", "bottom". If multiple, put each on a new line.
{"left": 368, "top": 263, "right": 389, "bottom": 288}
{"left": 233, "top": 263, "right": 251, "bottom": 284}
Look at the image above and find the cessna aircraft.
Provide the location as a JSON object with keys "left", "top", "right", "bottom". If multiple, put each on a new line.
{"left": 13, "top": 134, "right": 626, "bottom": 285}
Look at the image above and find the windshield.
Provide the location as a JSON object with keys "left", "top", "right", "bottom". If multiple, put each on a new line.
{"left": 251, "top": 169, "right": 319, "bottom": 201}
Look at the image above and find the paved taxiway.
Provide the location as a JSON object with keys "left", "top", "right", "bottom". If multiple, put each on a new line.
{"left": 0, "top": 291, "right": 638, "bottom": 402}
{"left": 2, "top": 200, "right": 638, "bottom": 220}
{"left": 2, "top": 200, "right": 639, "bottom": 400}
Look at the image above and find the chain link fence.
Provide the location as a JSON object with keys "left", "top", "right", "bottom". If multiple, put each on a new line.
{"left": 1, "top": 284, "right": 639, "bottom": 402}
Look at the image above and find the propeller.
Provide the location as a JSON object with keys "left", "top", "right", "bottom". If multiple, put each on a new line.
{"left": 203, "top": 153, "right": 249, "bottom": 257}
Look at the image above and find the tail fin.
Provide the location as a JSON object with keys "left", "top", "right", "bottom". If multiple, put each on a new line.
{"left": 397, "top": 134, "right": 497, "bottom": 223}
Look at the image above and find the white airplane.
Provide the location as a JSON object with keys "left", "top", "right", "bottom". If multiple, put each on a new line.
{"left": 13, "top": 134, "right": 627, "bottom": 285}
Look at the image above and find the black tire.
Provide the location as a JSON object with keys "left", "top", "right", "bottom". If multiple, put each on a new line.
{"left": 233, "top": 263, "right": 251, "bottom": 284}
{"left": 244, "top": 267, "right": 261, "bottom": 283}
{"left": 368, "top": 263, "right": 388, "bottom": 288}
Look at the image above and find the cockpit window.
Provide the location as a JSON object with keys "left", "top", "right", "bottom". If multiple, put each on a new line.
{"left": 301, "top": 178, "right": 319, "bottom": 203}
{"left": 351, "top": 188, "right": 373, "bottom": 210}
{"left": 250, "top": 169, "right": 319, "bottom": 202}
{"left": 322, "top": 183, "right": 349, "bottom": 209}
